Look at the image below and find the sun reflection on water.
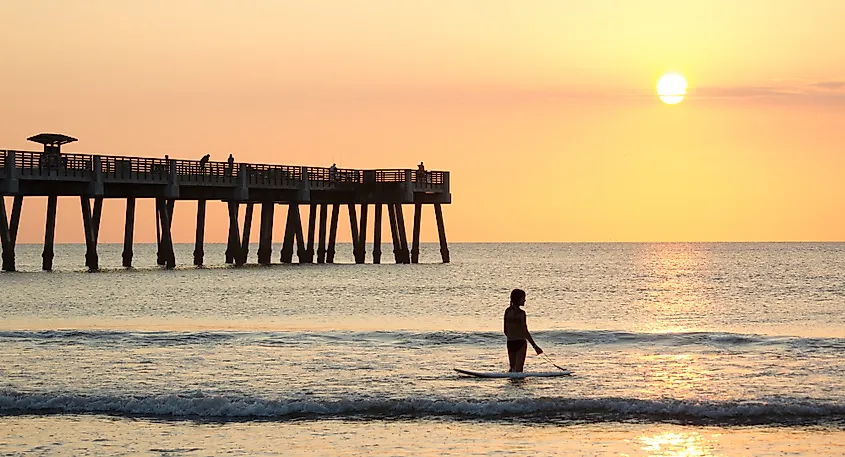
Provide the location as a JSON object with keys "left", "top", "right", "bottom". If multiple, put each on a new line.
{"left": 638, "top": 431, "right": 715, "bottom": 457}
{"left": 640, "top": 353, "right": 713, "bottom": 398}
{"left": 633, "top": 244, "right": 715, "bottom": 334}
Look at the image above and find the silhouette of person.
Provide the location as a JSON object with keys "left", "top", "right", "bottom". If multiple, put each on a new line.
{"left": 504, "top": 289, "right": 542, "bottom": 372}
{"left": 199, "top": 154, "right": 210, "bottom": 171}
{"left": 329, "top": 163, "right": 337, "bottom": 182}
{"left": 226, "top": 154, "right": 235, "bottom": 177}
{"left": 416, "top": 161, "right": 426, "bottom": 184}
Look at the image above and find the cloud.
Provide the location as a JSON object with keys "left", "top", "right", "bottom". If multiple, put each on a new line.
{"left": 692, "top": 86, "right": 795, "bottom": 98}
{"left": 690, "top": 80, "right": 845, "bottom": 102}
{"left": 809, "top": 81, "right": 845, "bottom": 90}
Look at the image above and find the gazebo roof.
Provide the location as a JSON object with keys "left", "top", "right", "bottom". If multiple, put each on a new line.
{"left": 27, "top": 133, "right": 78, "bottom": 146}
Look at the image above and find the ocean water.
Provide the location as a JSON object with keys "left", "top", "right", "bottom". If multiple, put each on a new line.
{"left": 1, "top": 242, "right": 844, "bottom": 456}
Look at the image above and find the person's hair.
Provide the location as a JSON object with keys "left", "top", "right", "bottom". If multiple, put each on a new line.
{"left": 510, "top": 289, "right": 525, "bottom": 305}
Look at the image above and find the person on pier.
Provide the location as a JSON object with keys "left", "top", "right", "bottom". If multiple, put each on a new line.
{"left": 417, "top": 162, "right": 426, "bottom": 184}
{"left": 504, "top": 288, "right": 542, "bottom": 372}
{"left": 226, "top": 154, "right": 235, "bottom": 177}
{"left": 199, "top": 154, "right": 210, "bottom": 172}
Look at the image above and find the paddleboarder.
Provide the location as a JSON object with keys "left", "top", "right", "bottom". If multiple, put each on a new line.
{"left": 504, "top": 288, "right": 542, "bottom": 372}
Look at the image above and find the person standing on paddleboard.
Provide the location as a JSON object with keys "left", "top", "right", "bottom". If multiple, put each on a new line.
{"left": 504, "top": 289, "right": 542, "bottom": 372}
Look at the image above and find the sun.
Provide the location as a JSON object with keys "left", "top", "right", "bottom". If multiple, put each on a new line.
{"left": 656, "top": 73, "right": 687, "bottom": 105}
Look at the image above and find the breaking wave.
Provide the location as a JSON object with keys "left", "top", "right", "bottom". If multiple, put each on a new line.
{"left": 1, "top": 329, "right": 843, "bottom": 352}
{"left": 2, "top": 390, "right": 843, "bottom": 425}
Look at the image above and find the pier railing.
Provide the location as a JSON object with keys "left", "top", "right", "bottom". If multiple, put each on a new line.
{"left": 1, "top": 150, "right": 448, "bottom": 193}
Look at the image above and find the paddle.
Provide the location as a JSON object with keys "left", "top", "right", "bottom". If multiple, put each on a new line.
{"left": 539, "top": 352, "right": 568, "bottom": 371}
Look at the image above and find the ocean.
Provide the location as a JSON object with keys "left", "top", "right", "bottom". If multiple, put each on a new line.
{"left": 1, "top": 242, "right": 844, "bottom": 456}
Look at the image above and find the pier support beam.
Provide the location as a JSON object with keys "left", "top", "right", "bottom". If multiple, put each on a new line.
{"left": 0, "top": 199, "right": 10, "bottom": 272}
{"left": 239, "top": 202, "right": 254, "bottom": 265}
{"left": 357, "top": 204, "right": 368, "bottom": 264}
{"left": 122, "top": 197, "right": 136, "bottom": 268}
{"left": 155, "top": 200, "right": 162, "bottom": 265}
{"left": 317, "top": 204, "right": 328, "bottom": 264}
{"left": 156, "top": 198, "right": 175, "bottom": 269}
{"left": 155, "top": 199, "right": 174, "bottom": 266}
{"left": 0, "top": 196, "right": 22, "bottom": 272}
{"left": 193, "top": 199, "right": 206, "bottom": 266}
{"left": 226, "top": 201, "right": 243, "bottom": 266}
{"left": 281, "top": 204, "right": 306, "bottom": 263}
{"left": 387, "top": 203, "right": 401, "bottom": 264}
{"left": 292, "top": 204, "right": 306, "bottom": 263}
{"left": 43, "top": 196, "right": 58, "bottom": 271}
{"left": 372, "top": 203, "right": 382, "bottom": 264}
{"left": 257, "top": 201, "right": 274, "bottom": 265}
{"left": 326, "top": 204, "right": 339, "bottom": 263}
{"left": 411, "top": 202, "right": 422, "bottom": 264}
{"left": 305, "top": 203, "right": 317, "bottom": 263}
{"left": 395, "top": 204, "right": 410, "bottom": 264}
{"left": 80, "top": 197, "right": 101, "bottom": 272}
{"left": 280, "top": 205, "right": 295, "bottom": 263}
{"left": 434, "top": 203, "right": 450, "bottom": 263}
{"left": 348, "top": 203, "right": 359, "bottom": 263}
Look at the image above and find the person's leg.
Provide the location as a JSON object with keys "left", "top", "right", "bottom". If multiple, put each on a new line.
{"left": 514, "top": 341, "right": 527, "bottom": 372}
{"left": 507, "top": 342, "right": 518, "bottom": 372}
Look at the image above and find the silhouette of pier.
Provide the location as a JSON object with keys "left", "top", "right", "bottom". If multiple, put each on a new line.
{"left": 0, "top": 133, "right": 451, "bottom": 271}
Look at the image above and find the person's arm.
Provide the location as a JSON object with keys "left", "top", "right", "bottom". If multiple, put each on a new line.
{"left": 503, "top": 310, "right": 508, "bottom": 336}
{"left": 523, "top": 313, "right": 543, "bottom": 355}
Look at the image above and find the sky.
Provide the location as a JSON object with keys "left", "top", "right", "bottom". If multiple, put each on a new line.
{"left": 2, "top": 0, "right": 844, "bottom": 243}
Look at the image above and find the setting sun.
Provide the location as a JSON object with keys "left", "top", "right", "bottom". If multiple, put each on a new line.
{"left": 657, "top": 73, "right": 687, "bottom": 105}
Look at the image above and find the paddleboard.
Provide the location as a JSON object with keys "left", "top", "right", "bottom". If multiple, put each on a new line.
{"left": 454, "top": 368, "right": 571, "bottom": 378}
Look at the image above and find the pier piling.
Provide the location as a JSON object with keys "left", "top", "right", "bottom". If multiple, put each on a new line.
{"left": 280, "top": 206, "right": 295, "bottom": 263}
{"left": 357, "top": 204, "right": 368, "bottom": 264}
{"left": 387, "top": 204, "right": 401, "bottom": 264}
{"left": 227, "top": 201, "right": 243, "bottom": 266}
{"left": 157, "top": 198, "right": 175, "bottom": 269}
{"left": 257, "top": 201, "right": 274, "bottom": 265}
{"left": 1, "top": 196, "right": 23, "bottom": 271}
{"left": 240, "top": 202, "right": 254, "bottom": 265}
{"left": 434, "top": 203, "right": 450, "bottom": 263}
{"left": 122, "top": 197, "right": 135, "bottom": 268}
{"left": 292, "top": 204, "right": 306, "bottom": 263}
{"left": 42, "top": 196, "right": 58, "bottom": 271}
{"left": 80, "top": 197, "right": 100, "bottom": 271}
{"left": 326, "top": 203, "right": 339, "bottom": 264}
{"left": 306, "top": 203, "right": 317, "bottom": 263}
{"left": 0, "top": 198, "right": 14, "bottom": 272}
{"left": 193, "top": 199, "right": 206, "bottom": 266}
{"left": 395, "top": 204, "right": 410, "bottom": 264}
{"left": 372, "top": 203, "right": 382, "bottom": 264}
{"left": 317, "top": 204, "right": 328, "bottom": 264}
{"left": 411, "top": 202, "right": 422, "bottom": 264}
{"left": 348, "top": 203, "right": 359, "bottom": 263}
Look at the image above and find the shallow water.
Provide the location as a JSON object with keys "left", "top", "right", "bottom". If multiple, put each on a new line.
{"left": 2, "top": 242, "right": 844, "bottom": 455}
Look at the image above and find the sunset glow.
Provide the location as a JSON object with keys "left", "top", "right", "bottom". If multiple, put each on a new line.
{"left": 2, "top": 1, "right": 845, "bottom": 243}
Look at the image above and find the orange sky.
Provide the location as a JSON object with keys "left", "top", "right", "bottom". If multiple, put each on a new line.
{"left": 2, "top": 1, "right": 844, "bottom": 243}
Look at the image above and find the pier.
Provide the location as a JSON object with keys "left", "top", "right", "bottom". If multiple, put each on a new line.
{"left": 0, "top": 133, "right": 451, "bottom": 272}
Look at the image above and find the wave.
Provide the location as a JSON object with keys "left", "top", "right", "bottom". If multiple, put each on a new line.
{"left": 2, "top": 329, "right": 842, "bottom": 352}
{"left": 0, "top": 330, "right": 239, "bottom": 347}
{"left": 1, "top": 390, "right": 844, "bottom": 425}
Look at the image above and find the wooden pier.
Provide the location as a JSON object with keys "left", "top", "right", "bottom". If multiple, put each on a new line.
{"left": 0, "top": 133, "right": 451, "bottom": 272}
